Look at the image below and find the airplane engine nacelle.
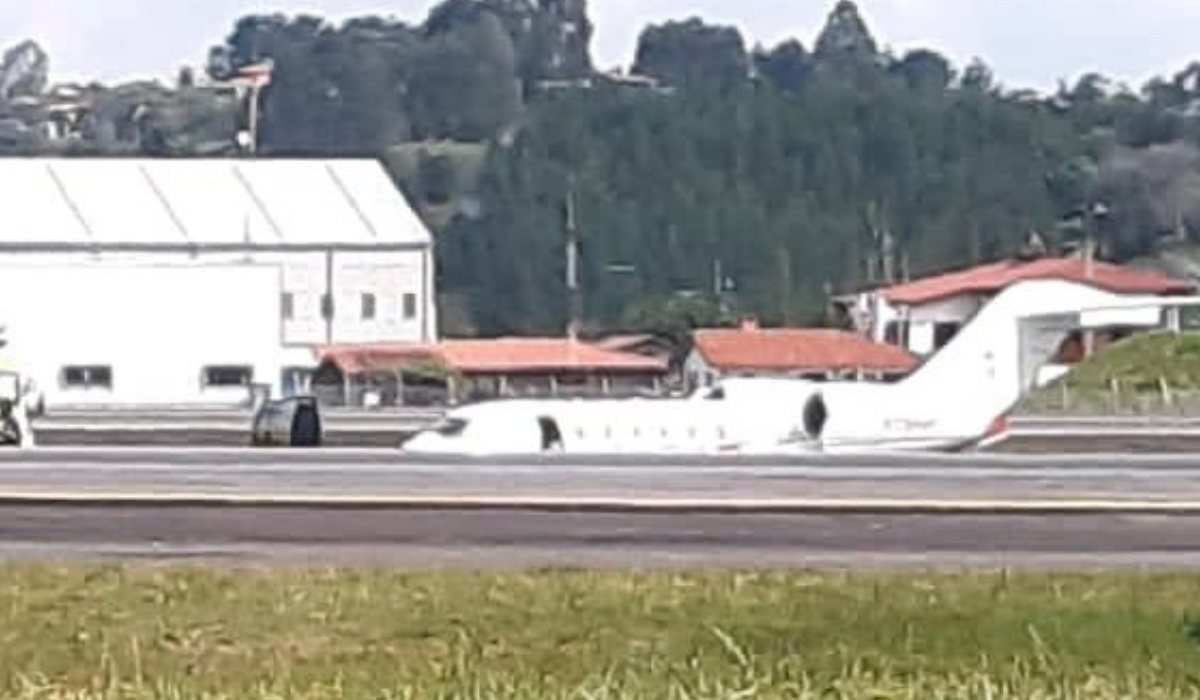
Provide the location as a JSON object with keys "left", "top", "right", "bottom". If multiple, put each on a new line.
{"left": 800, "top": 383, "right": 898, "bottom": 448}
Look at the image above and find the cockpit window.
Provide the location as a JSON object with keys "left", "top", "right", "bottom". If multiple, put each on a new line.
{"left": 434, "top": 418, "right": 468, "bottom": 437}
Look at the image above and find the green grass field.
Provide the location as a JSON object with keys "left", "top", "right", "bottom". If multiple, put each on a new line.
{"left": 1021, "top": 332, "right": 1200, "bottom": 414}
{"left": 0, "top": 566, "right": 1199, "bottom": 698}
{"left": 1060, "top": 332, "right": 1200, "bottom": 391}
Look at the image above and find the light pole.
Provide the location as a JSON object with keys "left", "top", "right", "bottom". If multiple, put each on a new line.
{"left": 229, "top": 59, "right": 273, "bottom": 155}
{"left": 564, "top": 188, "right": 582, "bottom": 340}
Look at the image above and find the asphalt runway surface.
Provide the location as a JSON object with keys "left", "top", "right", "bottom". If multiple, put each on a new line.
{"left": 2, "top": 448, "right": 1200, "bottom": 503}
{"left": 3, "top": 507, "right": 1200, "bottom": 569}
{"left": 0, "top": 448, "right": 1200, "bottom": 568}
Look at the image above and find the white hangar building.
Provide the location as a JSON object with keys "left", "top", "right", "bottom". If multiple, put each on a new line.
{"left": 0, "top": 157, "right": 436, "bottom": 409}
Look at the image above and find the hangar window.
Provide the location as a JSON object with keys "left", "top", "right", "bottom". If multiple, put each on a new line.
{"left": 403, "top": 293, "right": 418, "bottom": 320}
{"left": 361, "top": 293, "right": 377, "bottom": 321}
{"left": 203, "top": 366, "right": 253, "bottom": 388}
{"left": 62, "top": 366, "right": 112, "bottom": 390}
{"left": 281, "top": 293, "right": 294, "bottom": 321}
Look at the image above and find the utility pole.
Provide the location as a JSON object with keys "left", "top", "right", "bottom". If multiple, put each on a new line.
{"left": 565, "top": 187, "right": 582, "bottom": 341}
{"left": 230, "top": 59, "right": 273, "bottom": 155}
{"left": 1080, "top": 200, "right": 1109, "bottom": 357}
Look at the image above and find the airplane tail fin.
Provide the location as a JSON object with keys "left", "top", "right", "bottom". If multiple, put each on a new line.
{"left": 809, "top": 279, "right": 1199, "bottom": 449}
{"left": 897, "top": 278, "right": 1190, "bottom": 433}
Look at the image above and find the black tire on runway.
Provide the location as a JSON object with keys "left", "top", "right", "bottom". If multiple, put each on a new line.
{"left": 290, "top": 403, "right": 322, "bottom": 447}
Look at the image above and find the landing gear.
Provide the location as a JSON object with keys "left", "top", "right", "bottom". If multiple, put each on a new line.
{"left": 538, "top": 416, "right": 564, "bottom": 453}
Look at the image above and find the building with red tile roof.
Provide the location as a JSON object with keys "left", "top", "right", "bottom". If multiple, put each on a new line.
{"left": 881, "top": 256, "right": 1194, "bottom": 306}
{"left": 836, "top": 254, "right": 1196, "bottom": 370}
{"left": 684, "top": 318, "right": 919, "bottom": 388}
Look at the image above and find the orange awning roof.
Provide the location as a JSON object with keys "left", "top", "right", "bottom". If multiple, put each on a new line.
{"left": 318, "top": 338, "right": 668, "bottom": 375}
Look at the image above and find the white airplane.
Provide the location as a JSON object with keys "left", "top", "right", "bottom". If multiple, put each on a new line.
{"left": 402, "top": 279, "right": 1200, "bottom": 456}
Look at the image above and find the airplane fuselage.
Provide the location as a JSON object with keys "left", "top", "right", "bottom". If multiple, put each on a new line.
{"left": 400, "top": 378, "right": 987, "bottom": 456}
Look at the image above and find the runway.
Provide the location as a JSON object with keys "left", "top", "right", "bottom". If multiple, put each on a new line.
{"left": 1, "top": 448, "right": 1200, "bottom": 567}
{"left": 2, "top": 447, "right": 1200, "bottom": 506}
{"left": 3, "top": 507, "right": 1200, "bottom": 568}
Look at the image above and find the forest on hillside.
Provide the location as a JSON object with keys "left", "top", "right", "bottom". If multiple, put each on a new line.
{"left": 6, "top": 0, "right": 1200, "bottom": 336}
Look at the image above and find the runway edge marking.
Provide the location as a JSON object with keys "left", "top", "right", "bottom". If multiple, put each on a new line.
{"left": 1, "top": 492, "right": 1200, "bottom": 515}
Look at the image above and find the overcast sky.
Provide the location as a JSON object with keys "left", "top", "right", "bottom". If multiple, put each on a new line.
{"left": 2, "top": 1, "right": 1199, "bottom": 93}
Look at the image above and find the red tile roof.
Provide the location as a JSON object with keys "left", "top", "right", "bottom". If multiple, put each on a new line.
{"left": 589, "top": 334, "right": 658, "bottom": 352}
{"left": 318, "top": 338, "right": 668, "bottom": 375}
{"left": 693, "top": 327, "right": 918, "bottom": 373}
{"left": 882, "top": 257, "right": 1195, "bottom": 306}
{"left": 317, "top": 344, "right": 440, "bottom": 375}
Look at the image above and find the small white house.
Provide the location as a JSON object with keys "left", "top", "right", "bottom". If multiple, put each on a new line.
{"left": 839, "top": 255, "right": 1195, "bottom": 359}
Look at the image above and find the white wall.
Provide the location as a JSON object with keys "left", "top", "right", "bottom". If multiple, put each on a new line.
{"left": 0, "top": 244, "right": 437, "bottom": 407}
{"left": 0, "top": 247, "right": 438, "bottom": 348}
{"left": 907, "top": 294, "right": 986, "bottom": 326}
{"left": 0, "top": 263, "right": 285, "bottom": 409}
{"left": 330, "top": 250, "right": 434, "bottom": 345}
{"left": 856, "top": 292, "right": 987, "bottom": 355}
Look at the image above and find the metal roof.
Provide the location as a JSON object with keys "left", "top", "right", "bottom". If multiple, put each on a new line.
{"left": 0, "top": 158, "right": 431, "bottom": 248}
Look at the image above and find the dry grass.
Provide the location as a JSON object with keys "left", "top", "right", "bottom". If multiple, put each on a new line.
{"left": 0, "top": 566, "right": 1198, "bottom": 698}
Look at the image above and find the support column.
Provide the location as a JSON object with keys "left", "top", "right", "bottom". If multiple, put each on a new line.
{"left": 1168, "top": 307, "right": 1183, "bottom": 334}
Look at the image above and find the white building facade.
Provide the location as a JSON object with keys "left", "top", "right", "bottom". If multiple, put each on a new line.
{"left": 0, "top": 158, "right": 437, "bottom": 409}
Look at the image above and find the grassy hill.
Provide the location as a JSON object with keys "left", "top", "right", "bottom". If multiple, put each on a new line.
{"left": 1062, "top": 332, "right": 1200, "bottom": 391}
{"left": 1023, "top": 332, "right": 1200, "bottom": 414}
